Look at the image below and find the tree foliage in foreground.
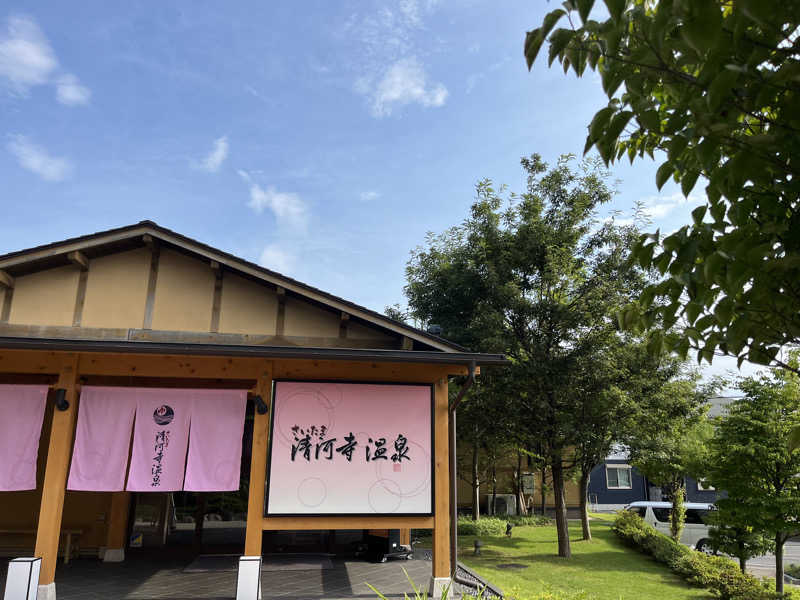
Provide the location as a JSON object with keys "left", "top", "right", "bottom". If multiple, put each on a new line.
{"left": 404, "top": 154, "right": 646, "bottom": 557}
{"left": 707, "top": 363, "right": 800, "bottom": 594}
{"left": 526, "top": 0, "right": 800, "bottom": 373}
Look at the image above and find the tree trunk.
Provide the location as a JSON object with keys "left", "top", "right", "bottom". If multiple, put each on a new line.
{"left": 471, "top": 442, "right": 480, "bottom": 521}
{"left": 739, "top": 556, "right": 747, "bottom": 573}
{"left": 776, "top": 533, "right": 784, "bottom": 594}
{"left": 551, "top": 453, "right": 571, "bottom": 558}
{"left": 669, "top": 481, "right": 686, "bottom": 542}
{"left": 516, "top": 451, "right": 528, "bottom": 516}
{"left": 579, "top": 469, "right": 591, "bottom": 541}
{"left": 540, "top": 466, "right": 547, "bottom": 517}
{"left": 491, "top": 463, "right": 497, "bottom": 516}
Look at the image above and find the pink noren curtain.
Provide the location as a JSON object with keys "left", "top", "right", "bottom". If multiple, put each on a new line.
{"left": 67, "top": 387, "right": 136, "bottom": 491}
{"left": 184, "top": 390, "right": 247, "bottom": 492}
{"left": 0, "top": 385, "right": 48, "bottom": 491}
{"left": 126, "top": 389, "right": 193, "bottom": 492}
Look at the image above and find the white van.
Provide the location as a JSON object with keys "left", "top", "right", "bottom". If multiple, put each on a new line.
{"left": 625, "top": 501, "right": 716, "bottom": 552}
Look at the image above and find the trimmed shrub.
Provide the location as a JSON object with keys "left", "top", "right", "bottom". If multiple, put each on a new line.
{"left": 507, "top": 515, "right": 553, "bottom": 527}
{"left": 612, "top": 510, "right": 794, "bottom": 600}
{"left": 457, "top": 516, "right": 508, "bottom": 536}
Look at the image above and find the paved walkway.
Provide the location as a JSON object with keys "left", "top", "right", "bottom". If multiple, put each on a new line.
{"left": 1, "top": 551, "right": 436, "bottom": 600}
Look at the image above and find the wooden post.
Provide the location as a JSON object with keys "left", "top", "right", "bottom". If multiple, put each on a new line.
{"left": 431, "top": 377, "right": 451, "bottom": 584}
{"left": 103, "top": 492, "right": 130, "bottom": 562}
{"left": 34, "top": 355, "right": 80, "bottom": 594}
{"left": 244, "top": 363, "right": 273, "bottom": 556}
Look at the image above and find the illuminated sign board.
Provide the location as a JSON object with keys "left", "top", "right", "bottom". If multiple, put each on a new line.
{"left": 266, "top": 381, "right": 433, "bottom": 516}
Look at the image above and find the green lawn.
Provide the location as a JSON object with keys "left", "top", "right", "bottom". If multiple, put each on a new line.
{"left": 455, "top": 519, "right": 710, "bottom": 600}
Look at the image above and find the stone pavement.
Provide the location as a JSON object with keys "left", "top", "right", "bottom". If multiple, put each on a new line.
{"left": 1, "top": 550, "right": 436, "bottom": 600}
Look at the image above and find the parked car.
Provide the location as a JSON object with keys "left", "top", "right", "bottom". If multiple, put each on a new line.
{"left": 625, "top": 500, "right": 716, "bottom": 552}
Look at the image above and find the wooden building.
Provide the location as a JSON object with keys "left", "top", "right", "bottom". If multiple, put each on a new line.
{"left": 0, "top": 221, "right": 506, "bottom": 599}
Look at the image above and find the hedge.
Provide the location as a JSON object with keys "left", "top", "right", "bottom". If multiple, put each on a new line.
{"left": 612, "top": 510, "right": 795, "bottom": 600}
{"left": 456, "top": 515, "right": 553, "bottom": 536}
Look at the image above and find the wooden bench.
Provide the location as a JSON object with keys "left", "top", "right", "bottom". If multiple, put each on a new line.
{"left": 0, "top": 529, "right": 82, "bottom": 564}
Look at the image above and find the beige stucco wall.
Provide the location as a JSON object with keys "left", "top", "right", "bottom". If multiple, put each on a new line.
{"left": 8, "top": 265, "right": 79, "bottom": 326}
{"left": 3, "top": 246, "right": 406, "bottom": 348}
{"left": 284, "top": 297, "right": 340, "bottom": 338}
{"left": 81, "top": 248, "right": 150, "bottom": 329}
{"left": 218, "top": 272, "right": 278, "bottom": 335}
{"left": 151, "top": 249, "right": 215, "bottom": 332}
{"left": 347, "top": 320, "right": 397, "bottom": 343}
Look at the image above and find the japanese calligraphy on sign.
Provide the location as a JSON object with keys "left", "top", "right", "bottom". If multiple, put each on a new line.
{"left": 267, "top": 381, "right": 433, "bottom": 515}
{"left": 290, "top": 425, "right": 412, "bottom": 464}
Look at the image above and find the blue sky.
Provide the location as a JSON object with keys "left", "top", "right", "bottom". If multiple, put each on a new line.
{"left": 0, "top": 1, "right": 759, "bottom": 384}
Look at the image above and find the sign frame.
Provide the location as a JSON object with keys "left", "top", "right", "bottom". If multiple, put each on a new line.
{"left": 264, "top": 379, "right": 435, "bottom": 518}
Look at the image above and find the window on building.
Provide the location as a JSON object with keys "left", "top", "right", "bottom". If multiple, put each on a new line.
{"left": 697, "top": 479, "right": 715, "bottom": 491}
{"left": 606, "top": 465, "right": 632, "bottom": 489}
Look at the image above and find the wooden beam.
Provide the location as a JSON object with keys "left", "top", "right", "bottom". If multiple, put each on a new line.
{"left": 432, "top": 377, "right": 451, "bottom": 578}
{"left": 71, "top": 270, "right": 89, "bottom": 327}
{"left": 399, "top": 529, "right": 411, "bottom": 545}
{"left": 142, "top": 244, "right": 160, "bottom": 330}
{"left": 275, "top": 287, "right": 286, "bottom": 337}
{"left": 210, "top": 260, "right": 221, "bottom": 271}
{"left": 0, "top": 286, "right": 12, "bottom": 324}
{"left": 35, "top": 354, "right": 80, "bottom": 587}
{"left": 261, "top": 516, "right": 434, "bottom": 530}
{"left": 0, "top": 349, "right": 470, "bottom": 380}
{"left": 273, "top": 359, "right": 466, "bottom": 382}
{"left": 142, "top": 234, "right": 155, "bottom": 249}
{"left": 339, "top": 312, "right": 349, "bottom": 339}
{"left": 66, "top": 251, "right": 89, "bottom": 271}
{"left": 245, "top": 365, "right": 273, "bottom": 555}
{"left": 0, "top": 323, "right": 401, "bottom": 349}
{"left": 104, "top": 492, "right": 131, "bottom": 559}
{"left": 0, "top": 270, "right": 14, "bottom": 289}
{"left": 210, "top": 267, "right": 223, "bottom": 333}
{"left": 401, "top": 336, "right": 414, "bottom": 350}
{"left": 78, "top": 353, "right": 264, "bottom": 379}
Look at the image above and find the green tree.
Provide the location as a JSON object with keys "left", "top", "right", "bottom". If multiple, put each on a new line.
{"left": 525, "top": 0, "right": 800, "bottom": 374}
{"left": 570, "top": 340, "right": 678, "bottom": 541}
{"left": 404, "top": 154, "right": 645, "bottom": 557}
{"left": 706, "top": 508, "right": 774, "bottom": 572}
{"left": 624, "top": 373, "right": 713, "bottom": 542}
{"left": 707, "top": 366, "right": 800, "bottom": 593}
{"left": 453, "top": 375, "right": 513, "bottom": 520}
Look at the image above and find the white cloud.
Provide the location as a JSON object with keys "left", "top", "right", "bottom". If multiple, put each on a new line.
{"left": 259, "top": 244, "right": 295, "bottom": 274}
{"left": 641, "top": 192, "right": 703, "bottom": 221}
{"left": 197, "top": 136, "right": 229, "bottom": 173}
{"left": 367, "top": 57, "right": 447, "bottom": 117}
{"left": 7, "top": 134, "right": 72, "bottom": 181}
{"left": 55, "top": 73, "right": 90, "bottom": 105}
{"left": 0, "top": 16, "right": 56, "bottom": 91}
{"left": 0, "top": 15, "right": 89, "bottom": 105}
{"left": 339, "top": 3, "right": 446, "bottom": 117}
{"left": 239, "top": 171, "right": 308, "bottom": 230}
{"left": 360, "top": 190, "right": 380, "bottom": 201}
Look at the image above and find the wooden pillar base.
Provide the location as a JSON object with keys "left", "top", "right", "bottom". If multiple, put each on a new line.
{"left": 428, "top": 577, "right": 453, "bottom": 599}
{"left": 37, "top": 582, "right": 57, "bottom": 600}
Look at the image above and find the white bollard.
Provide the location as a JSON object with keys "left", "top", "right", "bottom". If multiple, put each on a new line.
{"left": 3, "top": 557, "right": 40, "bottom": 600}
{"left": 235, "top": 555, "right": 262, "bottom": 600}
